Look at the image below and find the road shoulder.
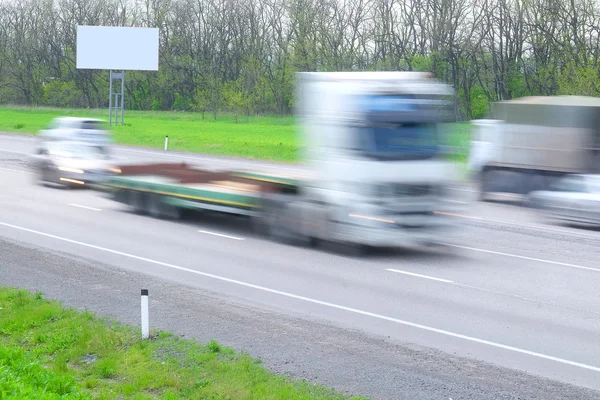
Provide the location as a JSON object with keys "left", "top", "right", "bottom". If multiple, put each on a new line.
{"left": 1, "top": 236, "right": 598, "bottom": 400}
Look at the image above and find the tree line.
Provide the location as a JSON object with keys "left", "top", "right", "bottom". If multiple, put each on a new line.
{"left": 1, "top": 0, "right": 599, "bottom": 120}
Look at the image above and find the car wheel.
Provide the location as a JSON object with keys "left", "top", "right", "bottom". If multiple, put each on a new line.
{"left": 36, "top": 166, "right": 51, "bottom": 186}
{"left": 35, "top": 169, "right": 45, "bottom": 185}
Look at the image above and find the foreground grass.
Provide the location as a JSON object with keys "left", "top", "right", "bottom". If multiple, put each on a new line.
{"left": 0, "top": 106, "right": 470, "bottom": 163}
{"left": 0, "top": 287, "right": 367, "bottom": 400}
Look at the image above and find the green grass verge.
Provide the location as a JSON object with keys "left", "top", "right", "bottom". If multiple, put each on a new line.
{"left": 0, "top": 287, "right": 367, "bottom": 400}
{"left": 0, "top": 106, "right": 470, "bottom": 163}
{"left": 0, "top": 106, "right": 298, "bottom": 162}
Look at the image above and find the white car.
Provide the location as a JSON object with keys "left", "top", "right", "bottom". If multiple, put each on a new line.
{"left": 529, "top": 174, "right": 600, "bottom": 225}
{"left": 38, "top": 117, "right": 112, "bottom": 148}
{"left": 30, "top": 141, "right": 121, "bottom": 188}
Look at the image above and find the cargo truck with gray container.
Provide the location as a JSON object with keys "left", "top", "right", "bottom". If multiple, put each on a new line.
{"left": 468, "top": 96, "right": 600, "bottom": 200}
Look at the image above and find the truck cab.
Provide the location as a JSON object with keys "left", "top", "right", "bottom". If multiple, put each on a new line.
{"left": 278, "top": 72, "right": 462, "bottom": 251}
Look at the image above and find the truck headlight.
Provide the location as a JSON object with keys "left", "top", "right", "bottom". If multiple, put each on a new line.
{"left": 348, "top": 213, "right": 395, "bottom": 224}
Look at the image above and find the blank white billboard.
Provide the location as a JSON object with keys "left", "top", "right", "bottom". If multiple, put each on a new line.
{"left": 76, "top": 26, "right": 159, "bottom": 71}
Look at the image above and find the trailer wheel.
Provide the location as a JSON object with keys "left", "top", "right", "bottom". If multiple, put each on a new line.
{"left": 129, "top": 190, "right": 148, "bottom": 214}
{"left": 159, "top": 198, "right": 183, "bottom": 220}
{"left": 148, "top": 193, "right": 163, "bottom": 218}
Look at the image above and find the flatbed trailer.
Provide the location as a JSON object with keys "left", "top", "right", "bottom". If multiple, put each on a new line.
{"left": 105, "top": 162, "right": 305, "bottom": 226}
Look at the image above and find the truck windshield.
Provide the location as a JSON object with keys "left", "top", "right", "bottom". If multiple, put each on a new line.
{"left": 356, "top": 123, "right": 439, "bottom": 161}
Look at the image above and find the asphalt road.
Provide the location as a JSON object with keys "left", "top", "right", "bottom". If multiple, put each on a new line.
{"left": 2, "top": 133, "right": 600, "bottom": 399}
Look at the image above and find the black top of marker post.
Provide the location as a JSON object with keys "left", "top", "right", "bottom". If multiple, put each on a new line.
{"left": 141, "top": 289, "right": 149, "bottom": 296}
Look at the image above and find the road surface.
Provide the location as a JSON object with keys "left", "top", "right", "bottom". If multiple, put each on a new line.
{"left": 1, "top": 133, "right": 599, "bottom": 399}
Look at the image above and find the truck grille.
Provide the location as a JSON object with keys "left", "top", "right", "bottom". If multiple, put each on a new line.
{"left": 387, "top": 184, "right": 434, "bottom": 197}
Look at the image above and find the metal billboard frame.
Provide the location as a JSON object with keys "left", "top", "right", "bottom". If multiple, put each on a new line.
{"left": 109, "top": 70, "right": 125, "bottom": 126}
{"left": 76, "top": 26, "right": 159, "bottom": 126}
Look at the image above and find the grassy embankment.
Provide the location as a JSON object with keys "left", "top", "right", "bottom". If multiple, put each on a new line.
{"left": 0, "top": 106, "right": 471, "bottom": 163}
{"left": 0, "top": 286, "right": 367, "bottom": 399}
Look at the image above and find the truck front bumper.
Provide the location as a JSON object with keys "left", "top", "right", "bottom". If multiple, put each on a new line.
{"left": 335, "top": 212, "right": 458, "bottom": 248}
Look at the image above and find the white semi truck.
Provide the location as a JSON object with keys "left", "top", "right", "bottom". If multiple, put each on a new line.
{"left": 105, "top": 71, "right": 462, "bottom": 254}
{"left": 468, "top": 96, "right": 600, "bottom": 201}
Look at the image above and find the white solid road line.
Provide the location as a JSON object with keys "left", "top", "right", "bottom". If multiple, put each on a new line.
{"left": 449, "top": 212, "right": 600, "bottom": 240}
{"left": 444, "top": 242, "right": 600, "bottom": 273}
{"left": 68, "top": 203, "right": 102, "bottom": 212}
{"left": 0, "top": 149, "right": 29, "bottom": 155}
{"left": 386, "top": 270, "right": 600, "bottom": 316}
{"left": 386, "top": 268, "right": 454, "bottom": 283}
{"left": 0, "top": 146, "right": 128, "bottom": 160}
{"left": 0, "top": 167, "right": 33, "bottom": 175}
{"left": 0, "top": 220, "right": 599, "bottom": 374}
{"left": 198, "top": 230, "right": 244, "bottom": 240}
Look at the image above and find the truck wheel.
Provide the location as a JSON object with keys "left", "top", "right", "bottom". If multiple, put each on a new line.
{"left": 343, "top": 242, "right": 369, "bottom": 257}
{"left": 329, "top": 240, "right": 368, "bottom": 257}
{"left": 307, "top": 236, "right": 319, "bottom": 248}
{"left": 250, "top": 197, "right": 269, "bottom": 236}
{"left": 251, "top": 212, "right": 268, "bottom": 236}
{"left": 478, "top": 169, "right": 490, "bottom": 202}
{"left": 263, "top": 198, "right": 289, "bottom": 242}
{"left": 266, "top": 206, "right": 285, "bottom": 240}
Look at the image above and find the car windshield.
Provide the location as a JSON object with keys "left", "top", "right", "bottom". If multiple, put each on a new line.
{"left": 48, "top": 142, "right": 109, "bottom": 160}
{"left": 80, "top": 120, "right": 104, "bottom": 130}
{"left": 355, "top": 123, "right": 439, "bottom": 161}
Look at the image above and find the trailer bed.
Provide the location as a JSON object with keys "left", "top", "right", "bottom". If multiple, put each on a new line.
{"left": 105, "top": 162, "right": 305, "bottom": 217}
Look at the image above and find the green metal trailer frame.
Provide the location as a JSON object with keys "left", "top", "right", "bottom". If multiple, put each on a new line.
{"left": 104, "top": 163, "right": 301, "bottom": 219}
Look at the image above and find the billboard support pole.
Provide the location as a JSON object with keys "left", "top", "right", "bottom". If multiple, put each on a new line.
{"left": 109, "top": 70, "right": 125, "bottom": 126}
{"left": 121, "top": 70, "right": 125, "bottom": 125}
{"left": 109, "top": 70, "right": 113, "bottom": 126}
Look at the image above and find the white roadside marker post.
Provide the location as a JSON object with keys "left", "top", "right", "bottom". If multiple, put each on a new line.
{"left": 164, "top": 136, "right": 169, "bottom": 151}
{"left": 141, "top": 289, "right": 149, "bottom": 339}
